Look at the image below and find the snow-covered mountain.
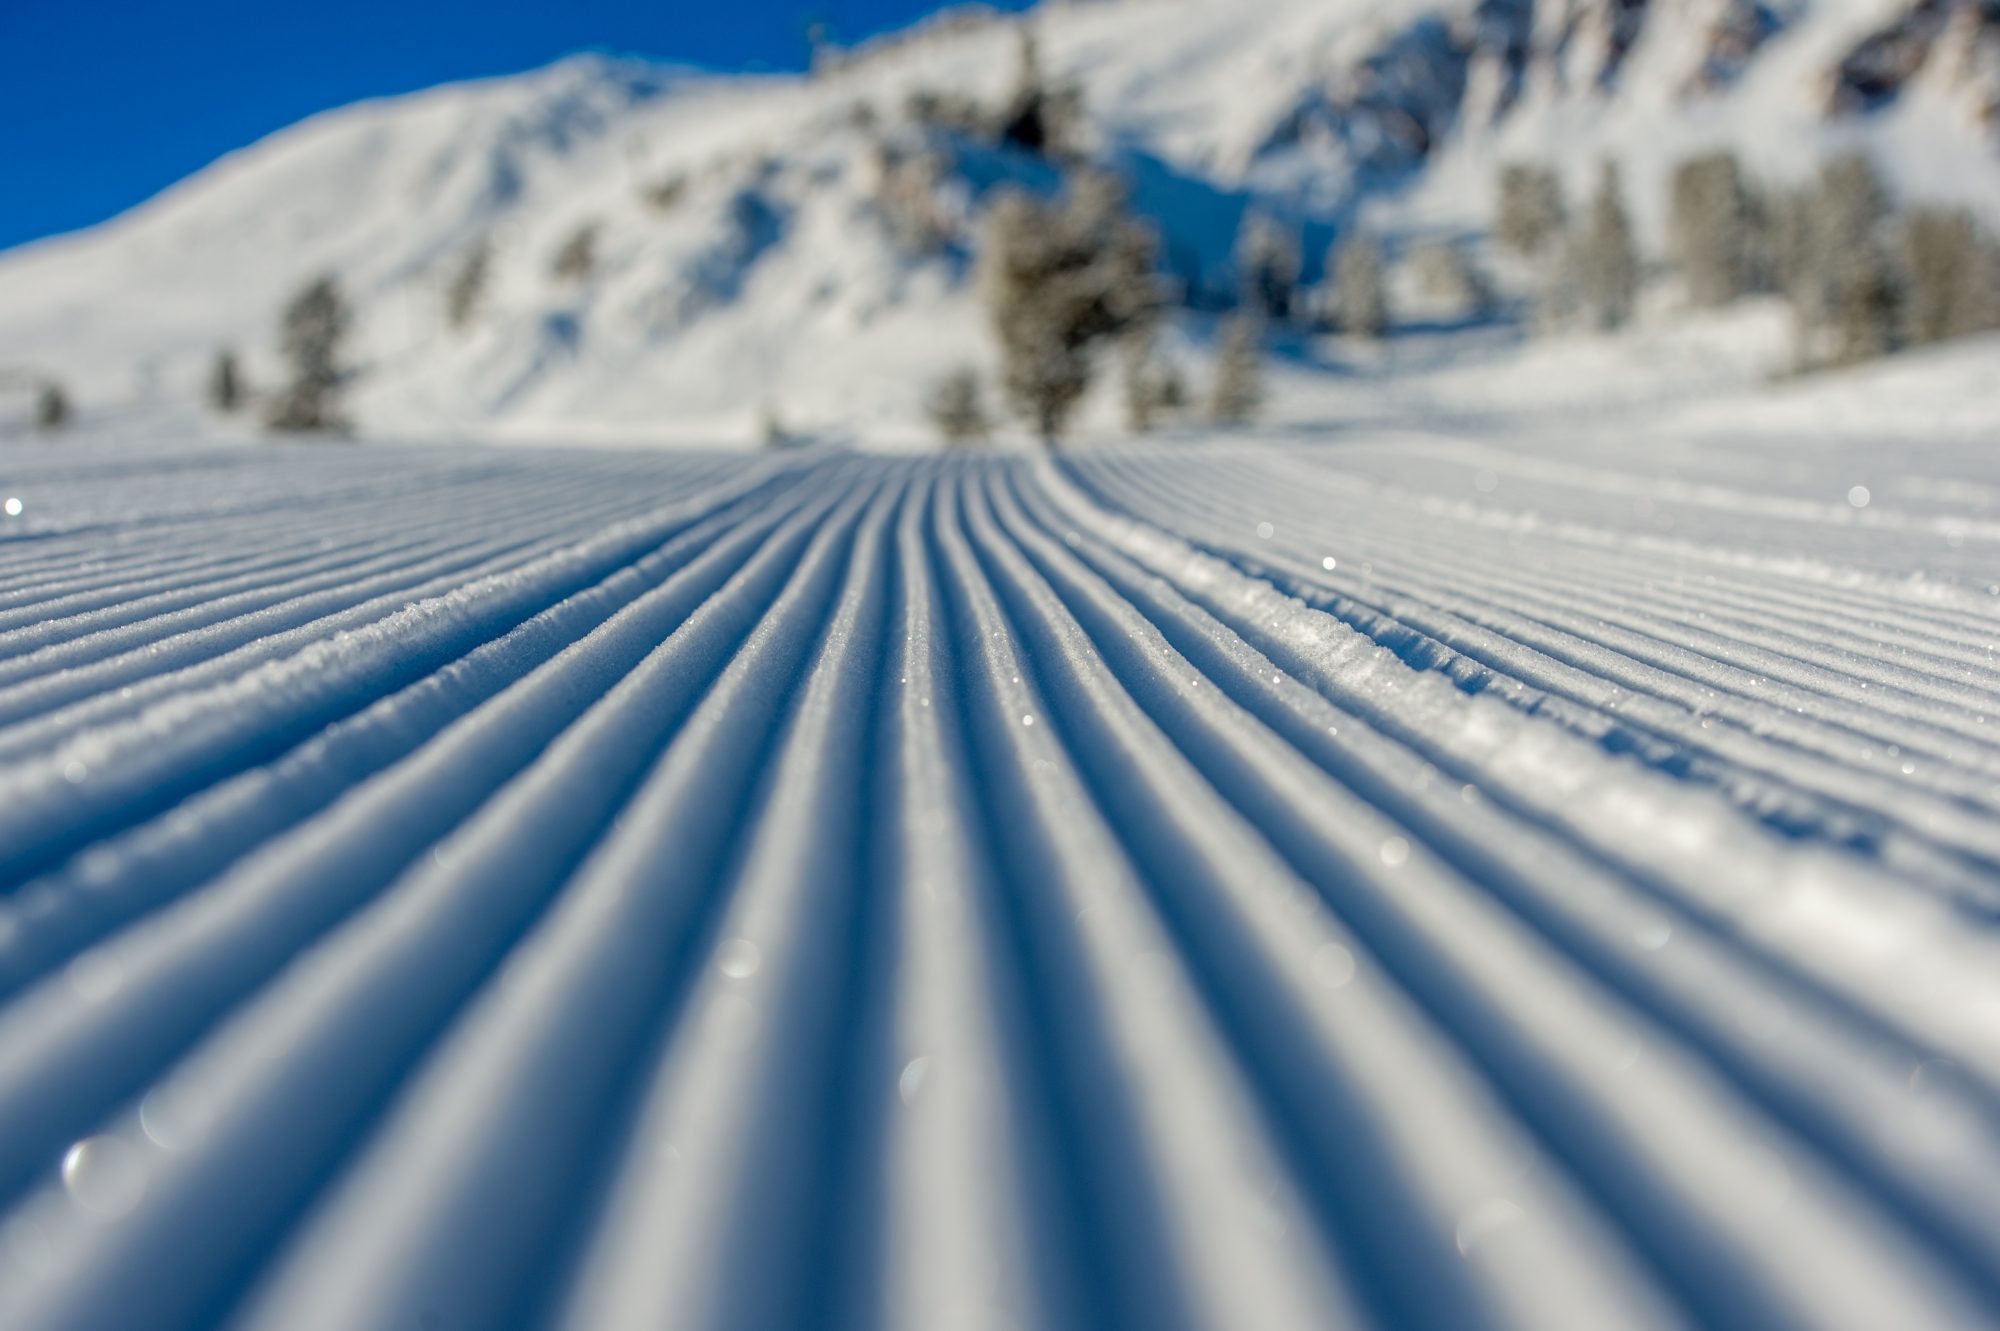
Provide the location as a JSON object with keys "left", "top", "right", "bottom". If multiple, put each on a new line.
{"left": 1, "top": 0, "right": 1996, "bottom": 446}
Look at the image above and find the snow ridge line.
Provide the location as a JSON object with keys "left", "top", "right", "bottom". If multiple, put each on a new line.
{"left": 1066, "top": 452, "right": 2000, "bottom": 857}
{"left": 0, "top": 459, "right": 679, "bottom": 656}
{"left": 1016, "top": 462, "right": 2000, "bottom": 1321}
{"left": 1076, "top": 451, "right": 2000, "bottom": 765}
{"left": 0, "top": 475, "right": 834, "bottom": 1006}
{"left": 0, "top": 464, "right": 796, "bottom": 883}
{"left": 1049, "top": 457, "right": 2000, "bottom": 1076}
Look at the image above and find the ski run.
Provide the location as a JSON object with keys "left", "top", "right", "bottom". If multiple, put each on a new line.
{"left": 2, "top": 430, "right": 2000, "bottom": 1331}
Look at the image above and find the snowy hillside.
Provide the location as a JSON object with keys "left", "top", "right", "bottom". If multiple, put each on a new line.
{"left": 1, "top": 0, "right": 1997, "bottom": 445}
{"left": 6, "top": 432, "right": 2000, "bottom": 1328}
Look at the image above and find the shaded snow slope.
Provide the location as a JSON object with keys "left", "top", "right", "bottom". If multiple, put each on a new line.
{"left": 2, "top": 432, "right": 2000, "bottom": 1327}
{"left": 0, "top": 0, "right": 1996, "bottom": 445}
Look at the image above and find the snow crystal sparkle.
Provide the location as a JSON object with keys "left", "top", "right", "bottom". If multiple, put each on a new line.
{"left": 715, "top": 938, "right": 762, "bottom": 979}
{"left": 61, "top": 1137, "right": 147, "bottom": 1220}
{"left": 898, "top": 1057, "right": 930, "bottom": 1106}
{"left": 1312, "top": 943, "right": 1356, "bottom": 990}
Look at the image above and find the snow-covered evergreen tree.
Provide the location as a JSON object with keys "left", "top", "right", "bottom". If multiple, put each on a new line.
{"left": 265, "top": 275, "right": 352, "bottom": 435}
{"left": 1899, "top": 207, "right": 2000, "bottom": 346}
{"left": 446, "top": 239, "right": 492, "bottom": 330}
{"left": 208, "top": 348, "right": 244, "bottom": 413}
{"left": 1408, "top": 240, "right": 1493, "bottom": 321}
{"left": 1768, "top": 186, "right": 1818, "bottom": 332}
{"left": 1804, "top": 151, "right": 1895, "bottom": 367}
{"left": 1330, "top": 234, "right": 1390, "bottom": 339}
{"left": 996, "top": 29, "right": 1082, "bottom": 158}
{"left": 1576, "top": 161, "right": 1639, "bottom": 331}
{"left": 924, "top": 367, "right": 992, "bottom": 445}
{"left": 641, "top": 172, "right": 688, "bottom": 213}
{"left": 1495, "top": 163, "right": 1566, "bottom": 260}
{"left": 980, "top": 171, "right": 1160, "bottom": 444}
{"left": 1121, "top": 335, "right": 1187, "bottom": 434}
{"left": 1669, "top": 150, "right": 1759, "bottom": 307}
{"left": 34, "top": 380, "right": 69, "bottom": 433}
{"left": 1966, "top": 231, "right": 2000, "bottom": 340}
{"left": 1832, "top": 255, "right": 1898, "bottom": 366}
{"left": 1208, "top": 316, "right": 1263, "bottom": 425}
{"left": 550, "top": 223, "right": 599, "bottom": 284}
{"left": 759, "top": 403, "right": 800, "bottom": 449}
{"left": 870, "top": 145, "right": 957, "bottom": 255}
{"left": 1236, "top": 212, "right": 1301, "bottom": 324}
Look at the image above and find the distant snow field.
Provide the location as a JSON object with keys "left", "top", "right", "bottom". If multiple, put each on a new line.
{"left": 3, "top": 428, "right": 2000, "bottom": 1328}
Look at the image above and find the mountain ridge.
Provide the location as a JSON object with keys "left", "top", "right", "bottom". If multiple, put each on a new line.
{"left": 1, "top": 0, "right": 1995, "bottom": 445}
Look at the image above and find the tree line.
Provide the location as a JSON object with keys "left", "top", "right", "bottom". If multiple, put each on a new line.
{"left": 1496, "top": 148, "right": 2000, "bottom": 366}
{"left": 938, "top": 132, "right": 2000, "bottom": 447}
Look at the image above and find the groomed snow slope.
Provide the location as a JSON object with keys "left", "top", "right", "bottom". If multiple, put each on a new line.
{"left": 2, "top": 434, "right": 2000, "bottom": 1329}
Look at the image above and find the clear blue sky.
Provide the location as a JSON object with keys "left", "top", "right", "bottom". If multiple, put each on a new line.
{"left": 0, "top": 0, "right": 1028, "bottom": 253}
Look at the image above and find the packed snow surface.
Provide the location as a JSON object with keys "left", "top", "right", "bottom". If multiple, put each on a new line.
{"left": 4, "top": 0, "right": 1997, "bottom": 444}
{"left": 3, "top": 430, "right": 2000, "bottom": 1329}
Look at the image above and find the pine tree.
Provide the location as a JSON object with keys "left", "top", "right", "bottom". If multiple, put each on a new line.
{"left": 871, "top": 145, "right": 955, "bottom": 255}
{"left": 1408, "top": 240, "right": 1493, "bottom": 321}
{"left": 1121, "top": 335, "right": 1187, "bottom": 434}
{"left": 1331, "top": 234, "right": 1390, "bottom": 339}
{"left": 1495, "top": 163, "right": 1566, "bottom": 260}
{"left": 1669, "top": 150, "right": 1758, "bottom": 307}
{"left": 643, "top": 173, "right": 689, "bottom": 213}
{"left": 1767, "top": 186, "right": 1821, "bottom": 365}
{"left": 805, "top": 18, "right": 834, "bottom": 74}
{"left": 265, "top": 275, "right": 353, "bottom": 435}
{"left": 1798, "top": 151, "right": 1895, "bottom": 368}
{"left": 446, "top": 239, "right": 492, "bottom": 330}
{"left": 1208, "top": 316, "right": 1263, "bottom": 426}
{"left": 34, "top": 381, "right": 69, "bottom": 434}
{"left": 1899, "top": 207, "right": 2000, "bottom": 346}
{"left": 1538, "top": 233, "right": 1584, "bottom": 332}
{"left": 208, "top": 348, "right": 244, "bottom": 413}
{"left": 999, "top": 29, "right": 1050, "bottom": 153}
{"left": 1832, "top": 253, "right": 1898, "bottom": 366}
{"left": 1236, "top": 212, "right": 1301, "bottom": 323}
{"left": 759, "top": 403, "right": 798, "bottom": 449}
{"left": 1969, "top": 234, "right": 2000, "bottom": 339}
{"left": 995, "top": 29, "right": 1081, "bottom": 157}
{"left": 1768, "top": 188, "right": 1813, "bottom": 297}
{"left": 1576, "top": 160, "right": 1639, "bottom": 331}
{"left": 980, "top": 171, "right": 1161, "bottom": 444}
{"left": 925, "top": 368, "right": 992, "bottom": 446}
{"left": 904, "top": 88, "right": 986, "bottom": 137}
{"left": 550, "top": 223, "right": 598, "bottom": 284}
